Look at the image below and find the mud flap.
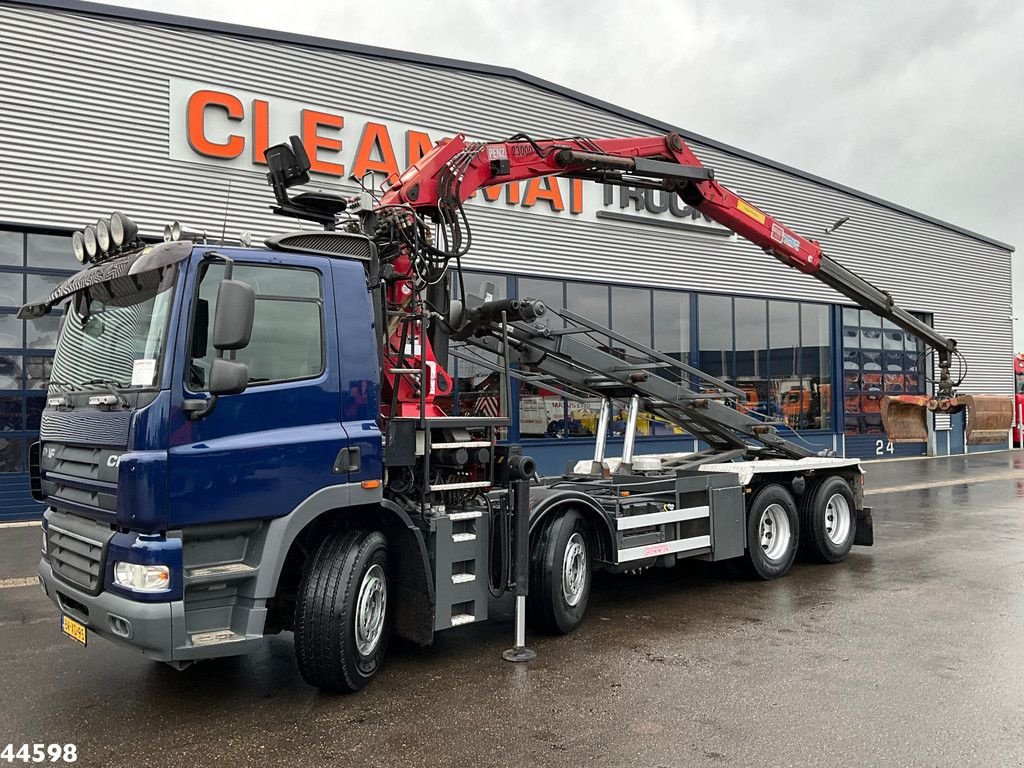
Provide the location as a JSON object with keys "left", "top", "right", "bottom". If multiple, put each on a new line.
{"left": 854, "top": 506, "right": 873, "bottom": 547}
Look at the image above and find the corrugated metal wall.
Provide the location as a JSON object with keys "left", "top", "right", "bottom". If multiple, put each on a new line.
{"left": 0, "top": 3, "right": 1012, "bottom": 395}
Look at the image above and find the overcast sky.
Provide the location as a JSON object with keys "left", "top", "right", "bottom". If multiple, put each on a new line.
{"left": 100, "top": 0, "right": 1024, "bottom": 344}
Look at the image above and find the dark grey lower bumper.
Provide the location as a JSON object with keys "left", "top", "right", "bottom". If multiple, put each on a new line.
{"left": 38, "top": 560, "right": 262, "bottom": 662}
{"left": 38, "top": 559, "right": 176, "bottom": 659}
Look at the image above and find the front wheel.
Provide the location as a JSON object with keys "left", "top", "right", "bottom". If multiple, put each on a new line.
{"left": 527, "top": 509, "right": 592, "bottom": 634}
{"left": 294, "top": 529, "right": 390, "bottom": 692}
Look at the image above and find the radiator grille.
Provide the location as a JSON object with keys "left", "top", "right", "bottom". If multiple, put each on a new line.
{"left": 47, "top": 513, "right": 113, "bottom": 595}
{"left": 40, "top": 409, "right": 131, "bottom": 447}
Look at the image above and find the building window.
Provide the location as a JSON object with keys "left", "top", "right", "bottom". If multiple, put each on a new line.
{"left": 653, "top": 290, "right": 691, "bottom": 381}
{"left": 800, "top": 302, "right": 832, "bottom": 430}
{"left": 734, "top": 297, "right": 768, "bottom": 416}
{"left": 0, "top": 232, "right": 23, "bottom": 267}
{"left": 450, "top": 272, "right": 508, "bottom": 429}
{"left": 0, "top": 273, "right": 22, "bottom": 308}
{"left": 27, "top": 234, "right": 77, "bottom": 270}
{"left": 698, "top": 294, "right": 733, "bottom": 382}
{"left": 0, "top": 228, "right": 76, "bottom": 477}
{"left": 0, "top": 437, "right": 23, "bottom": 473}
{"left": 842, "top": 308, "right": 924, "bottom": 435}
{"left": 517, "top": 277, "right": 568, "bottom": 438}
{"left": 694, "top": 295, "right": 833, "bottom": 431}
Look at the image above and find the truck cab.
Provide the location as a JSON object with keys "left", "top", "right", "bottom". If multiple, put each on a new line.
{"left": 35, "top": 232, "right": 398, "bottom": 667}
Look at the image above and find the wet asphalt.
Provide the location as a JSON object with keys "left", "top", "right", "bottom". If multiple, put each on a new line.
{"left": 2, "top": 451, "right": 1023, "bottom": 767}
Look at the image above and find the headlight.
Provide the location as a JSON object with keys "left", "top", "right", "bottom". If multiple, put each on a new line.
{"left": 71, "top": 231, "right": 87, "bottom": 263}
{"left": 113, "top": 562, "right": 171, "bottom": 593}
{"left": 96, "top": 218, "right": 111, "bottom": 253}
{"left": 83, "top": 225, "right": 99, "bottom": 260}
{"left": 110, "top": 212, "right": 138, "bottom": 247}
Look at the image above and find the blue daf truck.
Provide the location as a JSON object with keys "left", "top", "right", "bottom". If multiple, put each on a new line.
{"left": 23, "top": 132, "right": 896, "bottom": 692}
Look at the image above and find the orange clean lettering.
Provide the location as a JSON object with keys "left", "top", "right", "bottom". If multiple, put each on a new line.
{"left": 186, "top": 89, "right": 245, "bottom": 159}
{"left": 301, "top": 109, "right": 345, "bottom": 176}
{"left": 352, "top": 122, "right": 399, "bottom": 178}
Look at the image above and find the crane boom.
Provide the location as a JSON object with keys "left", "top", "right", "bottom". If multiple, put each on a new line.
{"left": 265, "top": 130, "right": 1012, "bottom": 444}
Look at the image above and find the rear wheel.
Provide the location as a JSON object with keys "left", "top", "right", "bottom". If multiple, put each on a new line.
{"left": 527, "top": 509, "right": 592, "bottom": 634}
{"left": 743, "top": 484, "right": 799, "bottom": 580}
{"left": 799, "top": 476, "right": 857, "bottom": 563}
{"left": 294, "top": 529, "right": 390, "bottom": 692}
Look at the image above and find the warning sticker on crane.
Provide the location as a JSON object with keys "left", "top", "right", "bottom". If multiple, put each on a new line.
{"left": 770, "top": 222, "right": 801, "bottom": 252}
{"left": 736, "top": 199, "right": 766, "bottom": 224}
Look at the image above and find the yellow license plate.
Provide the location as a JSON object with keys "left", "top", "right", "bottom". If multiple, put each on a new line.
{"left": 61, "top": 614, "right": 87, "bottom": 646}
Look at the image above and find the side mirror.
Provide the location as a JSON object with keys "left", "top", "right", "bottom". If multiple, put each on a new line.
{"left": 213, "top": 279, "right": 255, "bottom": 351}
{"left": 209, "top": 358, "right": 249, "bottom": 395}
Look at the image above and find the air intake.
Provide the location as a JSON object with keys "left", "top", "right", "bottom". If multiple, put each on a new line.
{"left": 265, "top": 231, "right": 374, "bottom": 261}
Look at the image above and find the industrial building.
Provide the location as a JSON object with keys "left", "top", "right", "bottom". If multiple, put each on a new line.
{"left": 0, "top": 0, "right": 1014, "bottom": 519}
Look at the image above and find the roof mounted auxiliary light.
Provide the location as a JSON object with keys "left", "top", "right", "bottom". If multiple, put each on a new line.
{"left": 162, "top": 221, "right": 206, "bottom": 243}
{"left": 70, "top": 212, "right": 141, "bottom": 264}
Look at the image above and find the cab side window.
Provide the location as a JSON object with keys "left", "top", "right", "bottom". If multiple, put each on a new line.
{"left": 189, "top": 264, "right": 324, "bottom": 390}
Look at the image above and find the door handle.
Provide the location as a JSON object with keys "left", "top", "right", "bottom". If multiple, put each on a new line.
{"left": 333, "top": 446, "right": 361, "bottom": 474}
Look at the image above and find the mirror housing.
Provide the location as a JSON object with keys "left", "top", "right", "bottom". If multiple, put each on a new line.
{"left": 212, "top": 279, "right": 255, "bottom": 351}
{"left": 209, "top": 358, "right": 249, "bottom": 395}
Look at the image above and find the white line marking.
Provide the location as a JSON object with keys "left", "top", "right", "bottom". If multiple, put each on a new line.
{"left": 866, "top": 470, "right": 1024, "bottom": 495}
{"left": 0, "top": 577, "right": 39, "bottom": 590}
{"left": 0, "top": 521, "right": 40, "bottom": 529}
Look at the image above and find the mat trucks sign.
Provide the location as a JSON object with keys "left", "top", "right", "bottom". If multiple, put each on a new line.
{"left": 169, "top": 79, "right": 731, "bottom": 236}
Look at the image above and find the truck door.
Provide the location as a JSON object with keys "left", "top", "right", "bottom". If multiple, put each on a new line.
{"left": 330, "top": 259, "right": 382, "bottom": 486}
{"left": 167, "top": 253, "right": 353, "bottom": 525}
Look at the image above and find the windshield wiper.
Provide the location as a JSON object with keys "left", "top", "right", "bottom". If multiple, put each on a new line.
{"left": 81, "top": 378, "right": 131, "bottom": 408}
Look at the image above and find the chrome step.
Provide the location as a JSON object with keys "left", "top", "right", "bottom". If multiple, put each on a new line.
{"left": 449, "top": 614, "right": 475, "bottom": 627}
{"left": 429, "top": 480, "right": 492, "bottom": 491}
{"left": 448, "top": 510, "right": 482, "bottom": 521}
{"left": 431, "top": 441, "right": 491, "bottom": 449}
{"left": 452, "top": 532, "right": 476, "bottom": 543}
{"left": 187, "top": 563, "right": 256, "bottom": 579}
{"left": 189, "top": 629, "right": 244, "bottom": 646}
{"left": 451, "top": 573, "right": 476, "bottom": 584}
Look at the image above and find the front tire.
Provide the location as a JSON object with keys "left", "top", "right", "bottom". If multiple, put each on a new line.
{"left": 743, "top": 484, "right": 799, "bottom": 580}
{"left": 799, "top": 476, "right": 857, "bottom": 563}
{"left": 527, "top": 509, "right": 592, "bottom": 634}
{"left": 294, "top": 529, "right": 390, "bottom": 692}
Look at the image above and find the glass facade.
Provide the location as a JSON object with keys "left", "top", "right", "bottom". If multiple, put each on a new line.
{"left": 464, "top": 275, "right": 835, "bottom": 440}
{"left": 0, "top": 229, "right": 78, "bottom": 475}
{"left": 448, "top": 272, "right": 510, "bottom": 438}
{"left": 842, "top": 307, "right": 926, "bottom": 436}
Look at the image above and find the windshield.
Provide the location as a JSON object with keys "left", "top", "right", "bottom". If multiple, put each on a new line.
{"left": 50, "top": 265, "right": 177, "bottom": 393}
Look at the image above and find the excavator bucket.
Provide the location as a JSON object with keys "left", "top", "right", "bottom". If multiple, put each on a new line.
{"left": 880, "top": 394, "right": 1014, "bottom": 444}
{"left": 879, "top": 395, "right": 931, "bottom": 442}
{"left": 959, "top": 394, "right": 1014, "bottom": 445}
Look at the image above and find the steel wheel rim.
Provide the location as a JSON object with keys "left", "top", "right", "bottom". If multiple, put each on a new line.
{"left": 824, "top": 493, "right": 852, "bottom": 545}
{"left": 759, "top": 503, "right": 791, "bottom": 562}
{"left": 562, "top": 532, "right": 587, "bottom": 607}
{"left": 354, "top": 563, "right": 387, "bottom": 657}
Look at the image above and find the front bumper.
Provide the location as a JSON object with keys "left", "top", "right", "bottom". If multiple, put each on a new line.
{"left": 38, "top": 559, "right": 176, "bottom": 660}
{"left": 39, "top": 559, "right": 264, "bottom": 662}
